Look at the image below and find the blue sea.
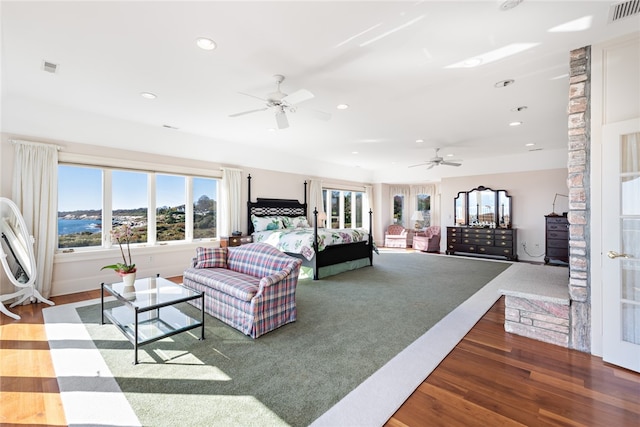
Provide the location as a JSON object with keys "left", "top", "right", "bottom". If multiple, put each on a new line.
{"left": 58, "top": 219, "right": 102, "bottom": 235}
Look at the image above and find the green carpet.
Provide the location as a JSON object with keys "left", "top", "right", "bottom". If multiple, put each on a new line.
{"left": 76, "top": 252, "right": 510, "bottom": 426}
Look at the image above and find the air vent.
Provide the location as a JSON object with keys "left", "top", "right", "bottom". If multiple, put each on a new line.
{"left": 609, "top": 0, "right": 640, "bottom": 23}
{"left": 42, "top": 60, "right": 58, "bottom": 74}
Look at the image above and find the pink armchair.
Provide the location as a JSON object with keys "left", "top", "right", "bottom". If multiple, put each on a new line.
{"left": 384, "top": 224, "right": 409, "bottom": 248}
{"left": 412, "top": 226, "right": 441, "bottom": 252}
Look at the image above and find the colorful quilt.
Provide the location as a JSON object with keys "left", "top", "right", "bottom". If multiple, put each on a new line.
{"left": 252, "top": 227, "right": 369, "bottom": 261}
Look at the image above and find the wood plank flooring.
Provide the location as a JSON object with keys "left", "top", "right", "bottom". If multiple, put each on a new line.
{"left": 1, "top": 285, "right": 639, "bottom": 426}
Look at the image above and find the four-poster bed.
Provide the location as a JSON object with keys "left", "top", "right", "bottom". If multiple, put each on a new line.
{"left": 246, "top": 175, "right": 374, "bottom": 280}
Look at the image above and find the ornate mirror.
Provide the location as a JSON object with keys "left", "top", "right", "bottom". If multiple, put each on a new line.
{"left": 453, "top": 186, "right": 512, "bottom": 228}
{"left": 0, "top": 197, "right": 53, "bottom": 319}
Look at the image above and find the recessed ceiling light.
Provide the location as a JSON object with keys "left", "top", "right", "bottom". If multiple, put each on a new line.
{"left": 267, "top": 128, "right": 276, "bottom": 132}
{"left": 446, "top": 154, "right": 454, "bottom": 157}
{"left": 352, "top": 151, "right": 359, "bottom": 155}
{"left": 509, "top": 121, "right": 523, "bottom": 126}
{"left": 525, "top": 143, "right": 535, "bottom": 146}
{"left": 416, "top": 139, "right": 424, "bottom": 143}
{"left": 196, "top": 37, "right": 216, "bottom": 50}
{"left": 494, "top": 79, "right": 515, "bottom": 88}
{"left": 511, "top": 106, "right": 528, "bottom": 112}
{"left": 140, "top": 92, "right": 157, "bottom": 99}
{"left": 337, "top": 104, "right": 349, "bottom": 110}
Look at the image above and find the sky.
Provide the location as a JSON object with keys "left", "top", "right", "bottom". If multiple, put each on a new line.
{"left": 58, "top": 165, "right": 217, "bottom": 212}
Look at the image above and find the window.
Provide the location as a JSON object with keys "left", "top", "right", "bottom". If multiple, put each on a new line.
{"left": 113, "top": 170, "right": 148, "bottom": 244}
{"left": 322, "top": 188, "right": 366, "bottom": 229}
{"left": 58, "top": 165, "right": 102, "bottom": 248}
{"left": 417, "top": 194, "right": 431, "bottom": 227}
{"left": 57, "top": 164, "right": 219, "bottom": 249}
{"left": 156, "top": 174, "right": 185, "bottom": 242}
{"left": 393, "top": 194, "right": 404, "bottom": 225}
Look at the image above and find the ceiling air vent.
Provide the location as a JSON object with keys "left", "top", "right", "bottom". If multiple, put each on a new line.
{"left": 42, "top": 60, "right": 58, "bottom": 74}
{"left": 609, "top": 0, "right": 640, "bottom": 23}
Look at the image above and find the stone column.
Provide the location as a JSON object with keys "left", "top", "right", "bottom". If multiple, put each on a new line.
{"left": 567, "top": 46, "right": 591, "bottom": 352}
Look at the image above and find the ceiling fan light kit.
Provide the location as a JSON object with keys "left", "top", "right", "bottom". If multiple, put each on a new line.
{"left": 229, "top": 74, "right": 331, "bottom": 130}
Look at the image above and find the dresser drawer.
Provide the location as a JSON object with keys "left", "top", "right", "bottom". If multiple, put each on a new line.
{"left": 547, "top": 230, "right": 568, "bottom": 240}
{"left": 547, "top": 239, "right": 568, "bottom": 249}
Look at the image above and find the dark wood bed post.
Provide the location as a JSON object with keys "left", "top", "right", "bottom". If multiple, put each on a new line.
{"left": 247, "top": 174, "right": 252, "bottom": 233}
{"left": 368, "top": 209, "right": 373, "bottom": 266}
{"left": 312, "top": 207, "right": 319, "bottom": 280}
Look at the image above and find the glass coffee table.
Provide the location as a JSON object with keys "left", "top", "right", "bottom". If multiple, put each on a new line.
{"left": 101, "top": 275, "right": 205, "bottom": 364}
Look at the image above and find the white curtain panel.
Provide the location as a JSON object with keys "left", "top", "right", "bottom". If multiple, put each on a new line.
{"left": 364, "top": 185, "right": 373, "bottom": 230}
{"left": 221, "top": 168, "right": 242, "bottom": 236}
{"left": 308, "top": 179, "right": 324, "bottom": 224}
{"left": 11, "top": 140, "right": 58, "bottom": 299}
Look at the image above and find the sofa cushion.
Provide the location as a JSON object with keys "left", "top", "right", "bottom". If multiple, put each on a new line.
{"left": 195, "top": 247, "right": 227, "bottom": 269}
{"left": 227, "top": 243, "right": 299, "bottom": 278}
{"left": 183, "top": 267, "right": 260, "bottom": 301}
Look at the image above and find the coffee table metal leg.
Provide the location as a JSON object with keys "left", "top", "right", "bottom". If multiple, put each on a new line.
{"left": 134, "top": 308, "right": 139, "bottom": 365}
{"left": 200, "top": 293, "right": 205, "bottom": 340}
{"left": 100, "top": 283, "right": 105, "bottom": 325}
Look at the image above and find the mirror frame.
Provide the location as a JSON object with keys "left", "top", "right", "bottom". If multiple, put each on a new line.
{"left": 0, "top": 197, "right": 37, "bottom": 288}
{"left": 453, "top": 186, "right": 512, "bottom": 228}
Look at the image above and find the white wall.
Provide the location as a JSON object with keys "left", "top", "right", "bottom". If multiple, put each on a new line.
{"left": 439, "top": 169, "right": 569, "bottom": 263}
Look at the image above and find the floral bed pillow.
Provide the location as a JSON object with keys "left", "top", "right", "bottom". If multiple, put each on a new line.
{"left": 195, "top": 247, "right": 227, "bottom": 269}
{"left": 288, "top": 216, "right": 311, "bottom": 228}
{"left": 251, "top": 215, "right": 284, "bottom": 232}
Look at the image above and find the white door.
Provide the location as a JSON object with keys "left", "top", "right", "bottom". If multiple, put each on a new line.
{"left": 602, "top": 118, "right": 640, "bottom": 372}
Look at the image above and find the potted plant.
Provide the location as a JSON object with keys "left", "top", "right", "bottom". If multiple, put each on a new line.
{"left": 101, "top": 223, "right": 136, "bottom": 287}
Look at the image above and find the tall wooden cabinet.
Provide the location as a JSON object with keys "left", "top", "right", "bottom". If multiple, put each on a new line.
{"left": 544, "top": 215, "right": 569, "bottom": 264}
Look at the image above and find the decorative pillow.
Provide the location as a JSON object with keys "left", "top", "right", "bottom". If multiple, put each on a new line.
{"left": 251, "top": 215, "right": 283, "bottom": 232}
{"left": 289, "top": 216, "right": 311, "bottom": 228}
{"left": 195, "top": 247, "right": 227, "bottom": 269}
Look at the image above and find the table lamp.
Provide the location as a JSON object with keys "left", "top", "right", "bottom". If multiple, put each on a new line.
{"left": 411, "top": 211, "right": 424, "bottom": 230}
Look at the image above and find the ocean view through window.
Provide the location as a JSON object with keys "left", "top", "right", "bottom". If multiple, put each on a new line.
{"left": 58, "top": 165, "right": 219, "bottom": 249}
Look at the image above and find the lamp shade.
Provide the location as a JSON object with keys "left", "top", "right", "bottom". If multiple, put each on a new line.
{"left": 317, "top": 212, "right": 327, "bottom": 220}
{"left": 411, "top": 211, "right": 424, "bottom": 221}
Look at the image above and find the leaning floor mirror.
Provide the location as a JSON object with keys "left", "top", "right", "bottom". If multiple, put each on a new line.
{"left": 0, "top": 197, "right": 54, "bottom": 319}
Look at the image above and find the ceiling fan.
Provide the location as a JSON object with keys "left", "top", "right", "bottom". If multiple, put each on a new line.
{"left": 409, "top": 148, "right": 462, "bottom": 170}
{"left": 229, "top": 74, "right": 330, "bottom": 129}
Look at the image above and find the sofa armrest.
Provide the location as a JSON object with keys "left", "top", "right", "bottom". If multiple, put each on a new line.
{"left": 259, "top": 262, "right": 299, "bottom": 288}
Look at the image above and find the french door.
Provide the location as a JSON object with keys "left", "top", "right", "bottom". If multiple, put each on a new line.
{"left": 602, "top": 118, "right": 640, "bottom": 372}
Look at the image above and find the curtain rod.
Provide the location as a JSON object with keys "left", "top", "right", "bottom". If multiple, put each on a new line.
{"left": 9, "top": 139, "right": 62, "bottom": 151}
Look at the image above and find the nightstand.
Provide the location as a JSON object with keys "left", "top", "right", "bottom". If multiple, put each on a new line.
{"left": 221, "top": 235, "right": 253, "bottom": 248}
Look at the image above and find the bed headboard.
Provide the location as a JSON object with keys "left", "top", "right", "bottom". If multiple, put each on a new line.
{"left": 247, "top": 175, "right": 308, "bottom": 234}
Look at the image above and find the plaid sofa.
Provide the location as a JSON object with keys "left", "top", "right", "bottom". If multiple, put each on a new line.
{"left": 183, "top": 242, "right": 302, "bottom": 338}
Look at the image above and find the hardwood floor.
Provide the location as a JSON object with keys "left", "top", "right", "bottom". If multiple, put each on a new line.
{"left": 1, "top": 287, "right": 639, "bottom": 426}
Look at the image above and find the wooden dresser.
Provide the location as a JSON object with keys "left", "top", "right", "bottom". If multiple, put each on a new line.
{"left": 446, "top": 226, "right": 518, "bottom": 261}
{"left": 544, "top": 215, "right": 569, "bottom": 264}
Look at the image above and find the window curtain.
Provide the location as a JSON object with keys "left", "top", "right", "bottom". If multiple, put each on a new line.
{"left": 11, "top": 140, "right": 59, "bottom": 299}
{"left": 364, "top": 185, "right": 373, "bottom": 230}
{"left": 308, "top": 179, "right": 324, "bottom": 224}
{"left": 220, "top": 168, "right": 242, "bottom": 237}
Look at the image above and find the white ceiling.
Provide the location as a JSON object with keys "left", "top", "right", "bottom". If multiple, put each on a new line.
{"left": 2, "top": 1, "right": 638, "bottom": 183}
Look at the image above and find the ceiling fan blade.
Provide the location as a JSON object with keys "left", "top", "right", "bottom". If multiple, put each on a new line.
{"left": 408, "top": 162, "right": 431, "bottom": 168}
{"left": 275, "top": 110, "right": 289, "bottom": 129}
{"left": 229, "top": 107, "right": 268, "bottom": 118}
{"left": 238, "top": 92, "right": 267, "bottom": 102}
{"left": 283, "top": 89, "right": 314, "bottom": 105}
{"left": 441, "top": 161, "right": 462, "bottom": 167}
{"left": 426, "top": 163, "right": 436, "bottom": 170}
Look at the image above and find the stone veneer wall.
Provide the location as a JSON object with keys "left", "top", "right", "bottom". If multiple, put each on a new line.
{"left": 504, "top": 295, "right": 570, "bottom": 346}
{"left": 567, "top": 46, "right": 591, "bottom": 352}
